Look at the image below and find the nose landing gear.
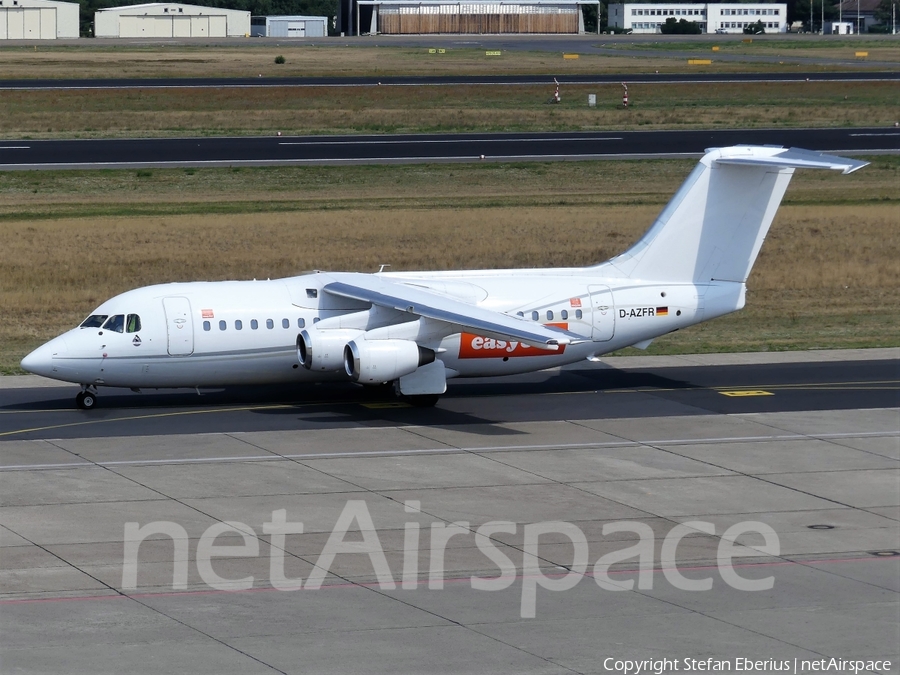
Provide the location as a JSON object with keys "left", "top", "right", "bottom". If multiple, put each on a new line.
{"left": 76, "top": 386, "right": 98, "bottom": 410}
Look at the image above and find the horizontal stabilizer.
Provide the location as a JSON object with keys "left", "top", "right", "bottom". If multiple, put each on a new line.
{"left": 713, "top": 147, "right": 868, "bottom": 174}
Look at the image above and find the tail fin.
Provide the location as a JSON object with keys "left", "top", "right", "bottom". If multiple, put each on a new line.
{"left": 604, "top": 146, "right": 867, "bottom": 283}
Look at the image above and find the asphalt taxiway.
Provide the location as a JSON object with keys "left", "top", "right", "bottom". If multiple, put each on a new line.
{"left": 1, "top": 127, "right": 898, "bottom": 171}
{"left": 1, "top": 349, "right": 898, "bottom": 674}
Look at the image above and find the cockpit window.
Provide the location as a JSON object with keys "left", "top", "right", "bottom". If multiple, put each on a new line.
{"left": 126, "top": 314, "right": 141, "bottom": 333}
{"left": 102, "top": 314, "right": 125, "bottom": 333}
{"left": 80, "top": 314, "right": 108, "bottom": 329}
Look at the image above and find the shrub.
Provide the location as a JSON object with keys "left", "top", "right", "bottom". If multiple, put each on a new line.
{"left": 660, "top": 17, "right": 702, "bottom": 34}
{"left": 274, "top": 55, "right": 285, "bottom": 64}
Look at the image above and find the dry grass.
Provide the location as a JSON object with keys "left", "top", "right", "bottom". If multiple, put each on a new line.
{"left": 2, "top": 43, "right": 888, "bottom": 81}
{"left": 0, "top": 45, "right": 726, "bottom": 80}
{"left": 1, "top": 81, "right": 896, "bottom": 139}
{"left": 1, "top": 158, "right": 897, "bottom": 373}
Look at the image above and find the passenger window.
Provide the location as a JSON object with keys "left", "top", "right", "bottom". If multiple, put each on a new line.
{"left": 561, "top": 310, "right": 568, "bottom": 320}
{"left": 531, "top": 311, "right": 539, "bottom": 321}
{"left": 80, "top": 314, "right": 108, "bottom": 329}
{"left": 251, "top": 319, "right": 258, "bottom": 330}
{"left": 282, "top": 318, "right": 289, "bottom": 329}
{"left": 266, "top": 319, "right": 274, "bottom": 329}
{"left": 298, "top": 318, "right": 305, "bottom": 329}
{"left": 219, "top": 320, "right": 226, "bottom": 331}
{"left": 575, "top": 309, "right": 583, "bottom": 320}
{"left": 306, "top": 289, "right": 318, "bottom": 299}
{"left": 203, "top": 321, "right": 211, "bottom": 331}
{"left": 546, "top": 310, "right": 554, "bottom": 321}
{"left": 313, "top": 317, "right": 320, "bottom": 324}
{"left": 102, "top": 315, "right": 125, "bottom": 333}
{"left": 516, "top": 311, "right": 524, "bottom": 318}
{"left": 235, "top": 320, "right": 242, "bottom": 330}
{"left": 126, "top": 314, "right": 142, "bottom": 333}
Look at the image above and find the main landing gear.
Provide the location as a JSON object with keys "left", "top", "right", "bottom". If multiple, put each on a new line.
{"left": 400, "top": 394, "right": 440, "bottom": 408}
{"left": 76, "top": 386, "right": 98, "bottom": 410}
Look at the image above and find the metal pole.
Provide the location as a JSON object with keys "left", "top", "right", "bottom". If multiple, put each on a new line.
{"left": 810, "top": 0, "right": 813, "bottom": 32}
{"left": 857, "top": 0, "right": 860, "bottom": 33}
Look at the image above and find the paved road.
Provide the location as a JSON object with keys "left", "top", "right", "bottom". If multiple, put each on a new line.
{"left": 1, "top": 352, "right": 897, "bottom": 673}
{"left": 1, "top": 127, "right": 898, "bottom": 170}
{"left": 2, "top": 355, "right": 897, "bottom": 441}
{"left": 2, "top": 71, "right": 898, "bottom": 90}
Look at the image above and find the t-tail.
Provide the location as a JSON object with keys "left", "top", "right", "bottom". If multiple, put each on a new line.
{"left": 602, "top": 146, "right": 867, "bottom": 284}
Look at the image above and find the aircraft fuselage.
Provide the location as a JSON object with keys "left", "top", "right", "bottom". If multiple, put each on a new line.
{"left": 22, "top": 269, "right": 741, "bottom": 390}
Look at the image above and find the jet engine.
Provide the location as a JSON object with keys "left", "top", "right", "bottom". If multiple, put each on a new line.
{"left": 344, "top": 339, "right": 436, "bottom": 384}
{"left": 297, "top": 329, "right": 362, "bottom": 372}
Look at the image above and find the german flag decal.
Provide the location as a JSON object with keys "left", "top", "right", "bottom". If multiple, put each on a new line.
{"left": 656, "top": 307, "right": 669, "bottom": 316}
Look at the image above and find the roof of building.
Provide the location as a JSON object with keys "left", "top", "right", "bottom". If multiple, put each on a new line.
{"left": 99, "top": 3, "right": 245, "bottom": 11}
{"left": 358, "top": 0, "right": 598, "bottom": 5}
{"left": 837, "top": 0, "right": 879, "bottom": 12}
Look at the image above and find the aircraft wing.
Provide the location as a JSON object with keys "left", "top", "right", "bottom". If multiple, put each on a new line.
{"left": 323, "top": 275, "right": 577, "bottom": 350}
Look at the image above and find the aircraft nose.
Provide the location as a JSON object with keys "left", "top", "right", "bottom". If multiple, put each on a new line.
{"left": 20, "top": 337, "right": 66, "bottom": 378}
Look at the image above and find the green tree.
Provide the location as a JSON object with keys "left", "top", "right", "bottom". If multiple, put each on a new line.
{"left": 660, "top": 16, "right": 702, "bottom": 33}
{"left": 874, "top": 0, "right": 894, "bottom": 26}
{"left": 743, "top": 18, "right": 766, "bottom": 32}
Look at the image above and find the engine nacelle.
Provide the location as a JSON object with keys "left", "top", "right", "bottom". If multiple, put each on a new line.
{"left": 297, "top": 329, "right": 362, "bottom": 372}
{"left": 344, "top": 339, "right": 436, "bottom": 384}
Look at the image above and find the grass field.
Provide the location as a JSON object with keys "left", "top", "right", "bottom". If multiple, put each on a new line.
{"left": 1, "top": 42, "right": 897, "bottom": 373}
{"left": 2, "top": 80, "right": 897, "bottom": 138}
{"left": 1, "top": 157, "right": 897, "bottom": 374}
{"left": 1, "top": 40, "right": 896, "bottom": 81}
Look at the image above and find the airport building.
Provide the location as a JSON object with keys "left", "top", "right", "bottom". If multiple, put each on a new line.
{"left": 0, "top": 0, "right": 79, "bottom": 39}
{"left": 340, "top": 0, "right": 600, "bottom": 35}
{"left": 608, "top": 2, "right": 788, "bottom": 33}
{"left": 95, "top": 3, "right": 250, "bottom": 38}
{"left": 250, "top": 15, "right": 328, "bottom": 37}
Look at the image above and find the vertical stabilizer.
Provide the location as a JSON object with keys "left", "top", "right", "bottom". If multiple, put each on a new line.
{"left": 603, "top": 146, "right": 867, "bottom": 283}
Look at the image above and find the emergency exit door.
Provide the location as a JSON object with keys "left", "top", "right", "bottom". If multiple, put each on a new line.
{"left": 589, "top": 285, "right": 615, "bottom": 342}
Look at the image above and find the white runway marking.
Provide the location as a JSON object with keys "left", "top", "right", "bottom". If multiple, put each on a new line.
{"left": 3, "top": 430, "right": 896, "bottom": 471}
{"left": 278, "top": 137, "right": 624, "bottom": 146}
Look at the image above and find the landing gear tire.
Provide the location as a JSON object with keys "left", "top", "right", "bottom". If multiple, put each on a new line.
{"left": 401, "top": 394, "right": 440, "bottom": 408}
{"left": 75, "top": 391, "right": 97, "bottom": 410}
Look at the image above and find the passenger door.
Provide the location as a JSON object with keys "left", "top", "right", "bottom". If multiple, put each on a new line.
{"left": 163, "top": 297, "right": 194, "bottom": 356}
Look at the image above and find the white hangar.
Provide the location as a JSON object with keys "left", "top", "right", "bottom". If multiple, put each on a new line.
{"left": 251, "top": 15, "right": 328, "bottom": 37}
{"left": 0, "top": 0, "right": 79, "bottom": 39}
{"left": 95, "top": 3, "right": 250, "bottom": 38}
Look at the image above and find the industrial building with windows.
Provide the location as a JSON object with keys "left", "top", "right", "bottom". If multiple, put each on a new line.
{"left": 341, "top": 0, "right": 600, "bottom": 35}
{"left": 0, "top": 0, "right": 79, "bottom": 39}
{"left": 608, "top": 2, "right": 787, "bottom": 33}
{"left": 94, "top": 3, "right": 250, "bottom": 38}
{"left": 251, "top": 15, "right": 328, "bottom": 37}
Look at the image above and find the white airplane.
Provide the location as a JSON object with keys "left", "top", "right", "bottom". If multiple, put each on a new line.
{"left": 21, "top": 146, "right": 866, "bottom": 410}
